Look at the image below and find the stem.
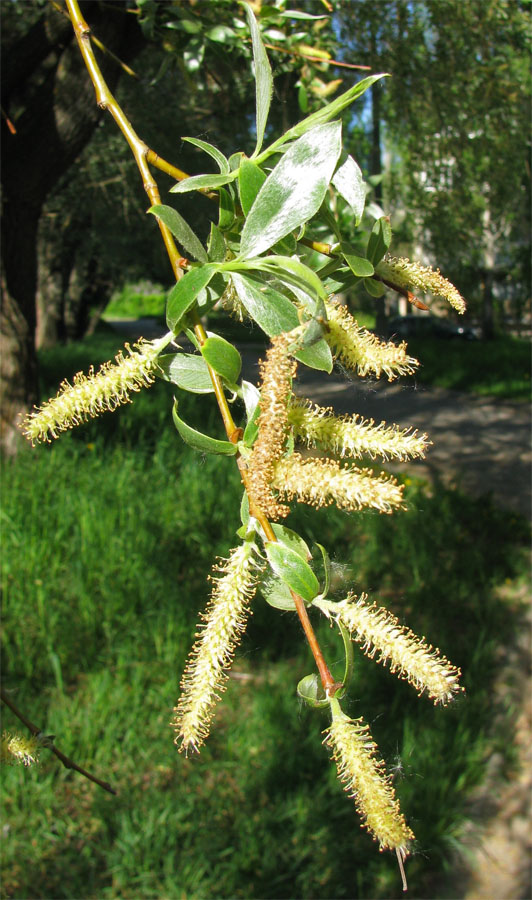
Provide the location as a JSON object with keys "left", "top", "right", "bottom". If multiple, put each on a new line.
{"left": 1, "top": 688, "right": 116, "bottom": 795}
{"left": 65, "top": 0, "right": 183, "bottom": 282}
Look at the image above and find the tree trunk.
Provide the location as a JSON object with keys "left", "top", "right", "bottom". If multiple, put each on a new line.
{"left": 1, "top": 2, "right": 144, "bottom": 453}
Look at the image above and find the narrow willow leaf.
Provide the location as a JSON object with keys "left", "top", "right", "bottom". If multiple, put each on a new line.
{"left": 207, "top": 223, "right": 226, "bottom": 263}
{"left": 172, "top": 399, "right": 237, "bottom": 455}
{"left": 157, "top": 353, "right": 214, "bottom": 393}
{"left": 239, "top": 121, "right": 342, "bottom": 258}
{"left": 219, "top": 187, "right": 235, "bottom": 230}
{"left": 200, "top": 335, "right": 242, "bottom": 384}
{"left": 149, "top": 205, "right": 208, "bottom": 263}
{"left": 297, "top": 673, "right": 328, "bottom": 708}
{"left": 244, "top": 3, "right": 273, "bottom": 157}
{"left": 271, "top": 524, "right": 312, "bottom": 561}
{"left": 239, "top": 159, "right": 267, "bottom": 216}
{"left": 367, "top": 216, "right": 392, "bottom": 266}
{"left": 182, "top": 137, "right": 230, "bottom": 173}
{"left": 257, "top": 74, "right": 388, "bottom": 162}
{"left": 241, "top": 380, "right": 260, "bottom": 419}
{"left": 243, "top": 402, "right": 260, "bottom": 447}
{"left": 314, "top": 542, "right": 331, "bottom": 598}
{"left": 332, "top": 154, "right": 366, "bottom": 224}
{"left": 240, "top": 489, "right": 250, "bottom": 527}
{"left": 254, "top": 255, "right": 327, "bottom": 303}
{"left": 230, "top": 272, "right": 300, "bottom": 335}
{"left": 265, "top": 542, "right": 319, "bottom": 602}
{"left": 170, "top": 173, "right": 236, "bottom": 194}
{"left": 166, "top": 265, "right": 216, "bottom": 332}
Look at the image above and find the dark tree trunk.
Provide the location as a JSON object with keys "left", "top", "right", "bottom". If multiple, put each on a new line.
{"left": 0, "top": 2, "right": 144, "bottom": 453}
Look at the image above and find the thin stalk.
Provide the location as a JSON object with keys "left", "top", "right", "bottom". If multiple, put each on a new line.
{"left": 65, "top": 0, "right": 183, "bottom": 282}
{"left": 1, "top": 688, "right": 116, "bottom": 795}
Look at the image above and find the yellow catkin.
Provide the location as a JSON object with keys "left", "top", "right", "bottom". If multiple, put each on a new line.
{"left": 337, "top": 593, "right": 463, "bottom": 704}
{"left": 288, "top": 398, "right": 430, "bottom": 462}
{"left": 246, "top": 333, "right": 296, "bottom": 519}
{"left": 1, "top": 731, "right": 39, "bottom": 767}
{"left": 376, "top": 256, "right": 466, "bottom": 314}
{"left": 21, "top": 339, "right": 162, "bottom": 444}
{"left": 324, "top": 299, "right": 419, "bottom": 380}
{"left": 171, "top": 542, "right": 260, "bottom": 753}
{"left": 324, "top": 712, "right": 414, "bottom": 852}
{"left": 272, "top": 453, "right": 405, "bottom": 514}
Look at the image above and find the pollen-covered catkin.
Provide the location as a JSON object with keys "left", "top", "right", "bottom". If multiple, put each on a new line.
{"left": 246, "top": 333, "right": 296, "bottom": 519}
{"left": 324, "top": 711, "right": 414, "bottom": 852}
{"left": 324, "top": 299, "right": 419, "bottom": 380}
{"left": 172, "top": 541, "right": 260, "bottom": 753}
{"left": 1, "top": 732, "right": 39, "bottom": 767}
{"left": 272, "top": 453, "right": 405, "bottom": 514}
{"left": 21, "top": 339, "right": 162, "bottom": 444}
{"left": 337, "top": 593, "right": 463, "bottom": 704}
{"left": 288, "top": 398, "right": 430, "bottom": 462}
{"left": 375, "top": 256, "right": 466, "bottom": 314}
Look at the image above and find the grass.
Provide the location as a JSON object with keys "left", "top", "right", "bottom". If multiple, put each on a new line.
{"left": 2, "top": 333, "right": 529, "bottom": 899}
{"left": 408, "top": 335, "right": 531, "bottom": 400}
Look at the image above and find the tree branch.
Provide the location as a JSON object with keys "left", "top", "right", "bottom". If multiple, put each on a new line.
{"left": 1, "top": 687, "right": 116, "bottom": 795}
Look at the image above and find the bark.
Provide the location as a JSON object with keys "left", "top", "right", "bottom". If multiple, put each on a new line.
{"left": 0, "top": 1, "right": 144, "bottom": 453}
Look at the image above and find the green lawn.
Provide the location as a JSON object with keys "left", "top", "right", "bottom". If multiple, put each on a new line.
{"left": 1, "top": 334, "right": 529, "bottom": 899}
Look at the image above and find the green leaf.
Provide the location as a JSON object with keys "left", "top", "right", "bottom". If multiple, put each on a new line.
{"left": 219, "top": 187, "right": 235, "bottom": 230}
{"left": 366, "top": 216, "right": 392, "bottom": 266}
{"left": 149, "top": 205, "right": 208, "bottom": 262}
{"left": 332, "top": 154, "right": 366, "bottom": 224}
{"left": 170, "top": 173, "right": 236, "bottom": 194}
{"left": 337, "top": 617, "right": 354, "bottom": 697}
{"left": 230, "top": 272, "right": 299, "bottom": 335}
{"left": 172, "top": 399, "right": 237, "bottom": 455}
{"left": 254, "top": 255, "right": 327, "bottom": 304}
{"left": 207, "top": 224, "right": 226, "bottom": 263}
{"left": 243, "top": 3, "right": 273, "bottom": 157}
{"left": 157, "top": 353, "right": 214, "bottom": 393}
{"left": 200, "top": 335, "right": 242, "bottom": 384}
{"left": 279, "top": 10, "right": 328, "bottom": 20}
{"left": 265, "top": 542, "right": 319, "bottom": 602}
{"left": 205, "top": 24, "right": 236, "bottom": 43}
{"left": 257, "top": 74, "right": 388, "bottom": 162}
{"left": 239, "top": 122, "right": 342, "bottom": 258}
{"left": 242, "top": 402, "right": 260, "bottom": 447}
{"left": 296, "top": 673, "right": 328, "bottom": 708}
{"left": 241, "top": 380, "right": 260, "bottom": 419}
{"left": 314, "top": 543, "right": 331, "bottom": 598}
{"left": 296, "top": 339, "right": 333, "bottom": 373}
{"left": 261, "top": 576, "right": 298, "bottom": 611}
{"left": 271, "top": 524, "right": 311, "bottom": 560}
{"left": 182, "top": 137, "right": 230, "bottom": 174}
{"left": 238, "top": 159, "right": 267, "bottom": 216}
{"left": 364, "top": 277, "right": 386, "bottom": 298}
{"left": 240, "top": 490, "right": 250, "bottom": 527}
{"left": 341, "top": 247, "right": 374, "bottom": 277}
{"left": 166, "top": 265, "right": 217, "bottom": 332}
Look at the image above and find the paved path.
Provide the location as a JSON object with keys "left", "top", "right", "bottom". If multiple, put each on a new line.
{"left": 242, "top": 347, "right": 532, "bottom": 521}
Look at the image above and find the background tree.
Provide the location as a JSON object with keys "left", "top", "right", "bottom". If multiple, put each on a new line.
{"left": 337, "top": 0, "right": 531, "bottom": 336}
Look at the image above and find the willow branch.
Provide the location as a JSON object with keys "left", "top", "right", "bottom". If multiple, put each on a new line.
{"left": 66, "top": 0, "right": 339, "bottom": 701}
{"left": 1, "top": 688, "right": 116, "bottom": 795}
{"left": 65, "top": 0, "right": 183, "bottom": 281}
